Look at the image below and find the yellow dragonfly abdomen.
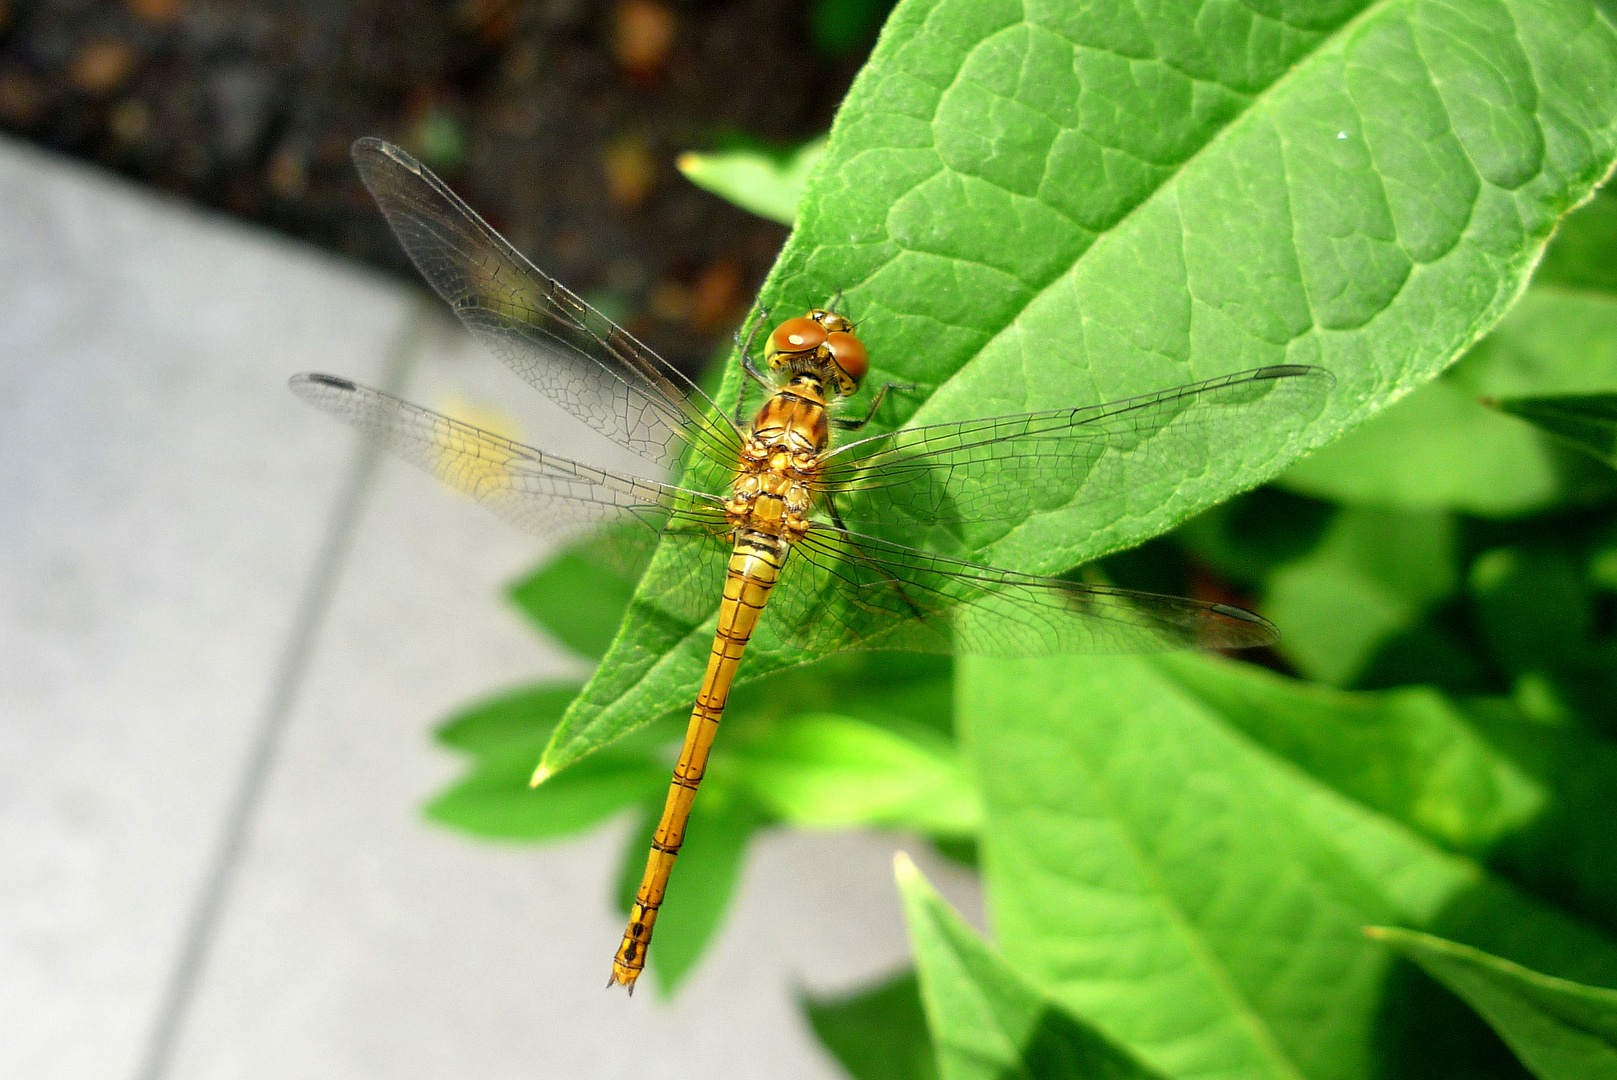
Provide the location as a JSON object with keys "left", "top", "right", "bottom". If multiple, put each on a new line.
{"left": 612, "top": 311, "right": 860, "bottom": 991}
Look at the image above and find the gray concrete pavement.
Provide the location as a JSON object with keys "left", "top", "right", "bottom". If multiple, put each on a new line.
{"left": 0, "top": 136, "right": 978, "bottom": 1080}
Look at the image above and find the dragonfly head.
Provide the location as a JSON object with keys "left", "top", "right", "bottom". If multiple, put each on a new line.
{"left": 763, "top": 310, "right": 868, "bottom": 398}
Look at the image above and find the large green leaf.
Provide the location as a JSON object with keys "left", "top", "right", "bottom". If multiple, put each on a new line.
{"left": 960, "top": 652, "right": 1617, "bottom": 1080}
{"left": 541, "top": 0, "right": 1617, "bottom": 775}
{"left": 897, "top": 853, "right": 1165, "bottom": 1080}
{"left": 1150, "top": 656, "right": 1617, "bottom": 928}
{"left": 1368, "top": 926, "right": 1617, "bottom": 1079}
{"left": 426, "top": 681, "right": 672, "bottom": 841}
{"left": 1281, "top": 286, "right": 1617, "bottom": 515}
{"left": 507, "top": 534, "right": 645, "bottom": 662}
{"left": 1469, "top": 545, "right": 1617, "bottom": 730}
{"left": 425, "top": 740, "right": 666, "bottom": 841}
{"left": 434, "top": 682, "right": 581, "bottom": 756}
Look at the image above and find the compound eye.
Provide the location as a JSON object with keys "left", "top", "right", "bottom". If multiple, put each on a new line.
{"left": 826, "top": 331, "right": 868, "bottom": 386}
{"left": 766, "top": 317, "right": 828, "bottom": 362}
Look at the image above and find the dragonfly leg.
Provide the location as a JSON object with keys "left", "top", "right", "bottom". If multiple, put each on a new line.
{"left": 832, "top": 381, "right": 919, "bottom": 431}
{"left": 735, "top": 311, "right": 774, "bottom": 424}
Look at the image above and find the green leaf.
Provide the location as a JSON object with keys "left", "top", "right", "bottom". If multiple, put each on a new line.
{"left": 1282, "top": 287, "right": 1617, "bottom": 516}
{"left": 425, "top": 741, "right": 665, "bottom": 841}
{"left": 1489, "top": 393, "right": 1617, "bottom": 467}
{"left": 895, "top": 853, "right": 1165, "bottom": 1080}
{"left": 723, "top": 651, "right": 956, "bottom": 741}
{"left": 543, "top": 0, "right": 1617, "bottom": 775}
{"left": 1534, "top": 187, "right": 1617, "bottom": 296}
{"left": 803, "top": 970, "right": 939, "bottom": 1080}
{"left": 1263, "top": 507, "right": 1458, "bottom": 685}
{"left": 1104, "top": 655, "right": 1617, "bottom": 933}
{"left": 1172, "top": 487, "right": 1335, "bottom": 591}
{"left": 1153, "top": 656, "right": 1545, "bottom": 859}
{"left": 728, "top": 714, "right": 979, "bottom": 837}
{"left": 1368, "top": 926, "right": 1617, "bottom": 1080}
{"left": 434, "top": 682, "right": 579, "bottom": 756}
{"left": 507, "top": 535, "right": 644, "bottom": 661}
{"left": 676, "top": 139, "right": 826, "bottom": 226}
{"left": 960, "top": 652, "right": 1617, "bottom": 1080}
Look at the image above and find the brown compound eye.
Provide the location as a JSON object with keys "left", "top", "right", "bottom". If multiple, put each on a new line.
{"left": 766, "top": 316, "right": 828, "bottom": 361}
{"left": 826, "top": 331, "right": 868, "bottom": 386}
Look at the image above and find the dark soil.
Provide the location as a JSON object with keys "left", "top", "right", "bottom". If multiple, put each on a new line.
{"left": 0, "top": 0, "right": 885, "bottom": 370}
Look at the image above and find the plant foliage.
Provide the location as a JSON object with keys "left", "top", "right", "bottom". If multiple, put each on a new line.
{"left": 417, "top": 0, "right": 1617, "bottom": 1073}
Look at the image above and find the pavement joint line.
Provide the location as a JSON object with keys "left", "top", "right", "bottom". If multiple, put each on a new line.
{"left": 131, "top": 293, "right": 436, "bottom": 1080}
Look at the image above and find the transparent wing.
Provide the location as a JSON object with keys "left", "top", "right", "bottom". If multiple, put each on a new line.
{"left": 290, "top": 373, "right": 733, "bottom": 545}
{"left": 756, "top": 524, "right": 1276, "bottom": 658}
{"left": 351, "top": 137, "right": 743, "bottom": 472}
{"left": 817, "top": 366, "right": 1332, "bottom": 531}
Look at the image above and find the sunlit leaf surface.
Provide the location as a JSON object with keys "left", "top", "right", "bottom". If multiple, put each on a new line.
{"left": 961, "top": 652, "right": 1617, "bottom": 1080}
{"left": 549, "top": 0, "right": 1617, "bottom": 774}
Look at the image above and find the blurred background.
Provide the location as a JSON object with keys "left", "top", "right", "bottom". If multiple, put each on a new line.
{"left": 0, "top": 0, "right": 889, "bottom": 369}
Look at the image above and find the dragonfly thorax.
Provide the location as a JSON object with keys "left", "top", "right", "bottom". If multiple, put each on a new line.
{"left": 729, "top": 384, "right": 828, "bottom": 544}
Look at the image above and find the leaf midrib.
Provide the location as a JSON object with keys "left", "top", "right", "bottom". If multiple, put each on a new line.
{"left": 1019, "top": 713, "right": 1308, "bottom": 1080}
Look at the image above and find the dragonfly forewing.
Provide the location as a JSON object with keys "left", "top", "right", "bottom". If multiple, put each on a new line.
{"left": 290, "top": 373, "right": 732, "bottom": 546}
{"left": 350, "top": 138, "right": 744, "bottom": 477}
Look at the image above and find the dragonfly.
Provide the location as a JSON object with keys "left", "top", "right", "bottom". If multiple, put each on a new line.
{"left": 293, "top": 137, "right": 1332, "bottom": 993}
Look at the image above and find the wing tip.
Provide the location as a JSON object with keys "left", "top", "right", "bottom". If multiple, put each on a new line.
{"left": 291, "top": 372, "right": 358, "bottom": 393}
{"left": 1205, "top": 602, "right": 1280, "bottom": 649}
{"left": 351, "top": 136, "right": 424, "bottom": 179}
{"left": 1251, "top": 363, "right": 1336, "bottom": 388}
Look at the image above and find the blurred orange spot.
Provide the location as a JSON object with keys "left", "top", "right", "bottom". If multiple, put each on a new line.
{"left": 649, "top": 280, "right": 693, "bottom": 324}
{"left": 613, "top": 0, "right": 677, "bottom": 83}
{"left": 457, "top": 0, "right": 520, "bottom": 44}
{"left": 0, "top": 69, "right": 44, "bottom": 126}
{"left": 127, "top": 0, "right": 183, "bottom": 23}
{"left": 689, "top": 258, "right": 743, "bottom": 333}
{"left": 267, "top": 145, "right": 308, "bottom": 199}
{"left": 70, "top": 40, "right": 135, "bottom": 96}
{"left": 603, "top": 130, "right": 658, "bottom": 210}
